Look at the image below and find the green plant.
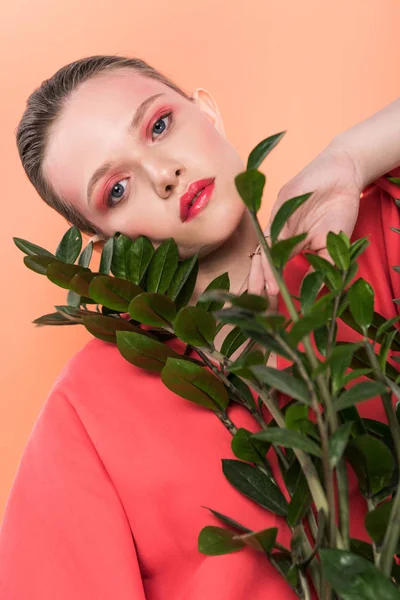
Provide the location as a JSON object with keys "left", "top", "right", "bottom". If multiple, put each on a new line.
{"left": 14, "top": 133, "right": 400, "bottom": 599}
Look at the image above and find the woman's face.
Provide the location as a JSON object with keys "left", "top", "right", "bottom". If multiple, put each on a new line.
{"left": 43, "top": 68, "right": 247, "bottom": 259}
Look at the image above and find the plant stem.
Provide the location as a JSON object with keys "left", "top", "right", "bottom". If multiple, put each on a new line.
{"left": 275, "top": 334, "right": 339, "bottom": 549}
{"left": 216, "top": 410, "right": 238, "bottom": 435}
{"left": 292, "top": 524, "right": 321, "bottom": 598}
{"left": 336, "top": 461, "right": 350, "bottom": 550}
{"left": 366, "top": 498, "right": 379, "bottom": 565}
{"left": 299, "top": 571, "right": 312, "bottom": 600}
{"left": 363, "top": 338, "right": 400, "bottom": 574}
{"left": 242, "top": 376, "right": 330, "bottom": 521}
{"left": 325, "top": 273, "right": 350, "bottom": 549}
{"left": 251, "top": 212, "right": 348, "bottom": 552}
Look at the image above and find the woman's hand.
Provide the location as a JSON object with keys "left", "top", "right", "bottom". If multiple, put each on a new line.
{"left": 243, "top": 142, "right": 365, "bottom": 301}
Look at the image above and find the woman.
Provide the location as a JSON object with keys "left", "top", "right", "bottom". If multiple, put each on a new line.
{"left": 1, "top": 55, "right": 400, "bottom": 599}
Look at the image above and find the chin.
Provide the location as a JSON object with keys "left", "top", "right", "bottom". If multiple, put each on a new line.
{"left": 182, "top": 202, "right": 246, "bottom": 260}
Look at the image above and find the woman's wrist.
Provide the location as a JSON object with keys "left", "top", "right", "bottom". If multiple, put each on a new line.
{"left": 328, "top": 97, "right": 400, "bottom": 190}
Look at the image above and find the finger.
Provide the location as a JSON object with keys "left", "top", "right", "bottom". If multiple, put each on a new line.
{"left": 247, "top": 252, "right": 266, "bottom": 296}
{"left": 237, "top": 273, "right": 249, "bottom": 296}
{"left": 260, "top": 251, "right": 280, "bottom": 296}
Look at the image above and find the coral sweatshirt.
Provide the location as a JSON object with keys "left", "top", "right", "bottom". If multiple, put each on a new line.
{"left": 1, "top": 169, "right": 400, "bottom": 599}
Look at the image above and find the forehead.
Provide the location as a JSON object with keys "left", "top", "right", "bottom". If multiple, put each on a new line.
{"left": 43, "top": 70, "right": 181, "bottom": 209}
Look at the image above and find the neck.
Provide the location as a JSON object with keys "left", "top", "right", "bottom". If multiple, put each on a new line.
{"left": 192, "top": 209, "right": 260, "bottom": 304}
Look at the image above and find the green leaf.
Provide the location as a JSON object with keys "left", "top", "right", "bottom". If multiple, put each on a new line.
{"left": 287, "top": 469, "right": 311, "bottom": 527}
{"left": 55, "top": 305, "right": 93, "bottom": 320}
{"left": 246, "top": 131, "right": 286, "bottom": 170}
{"left": 69, "top": 271, "right": 99, "bottom": 298}
{"left": 270, "top": 234, "right": 307, "bottom": 269}
{"left": 342, "top": 368, "right": 373, "bottom": 387}
{"left": 82, "top": 314, "right": 150, "bottom": 344}
{"left": 198, "top": 526, "right": 244, "bottom": 555}
{"left": 340, "top": 308, "right": 400, "bottom": 351}
{"left": 128, "top": 292, "right": 176, "bottom": 327}
{"left": 284, "top": 403, "right": 308, "bottom": 430}
{"left": 77, "top": 241, "right": 94, "bottom": 268}
{"left": 32, "top": 311, "right": 79, "bottom": 327}
{"left": 202, "top": 507, "right": 251, "bottom": 533}
{"left": 67, "top": 289, "right": 81, "bottom": 307}
{"left": 55, "top": 226, "right": 82, "bottom": 264}
{"left": 252, "top": 427, "right": 322, "bottom": 457}
{"left": 300, "top": 271, "right": 324, "bottom": 314}
{"left": 348, "top": 278, "right": 374, "bottom": 329}
{"left": 146, "top": 238, "right": 179, "bottom": 293}
{"left": 250, "top": 365, "right": 311, "bottom": 405}
{"left": 13, "top": 237, "right": 55, "bottom": 258}
{"left": 46, "top": 262, "right": 89, "bottom": 290}
{"left": 116, "top": 330, "right": 179, "bottom": 372}
{"left": 350, "top": 237, "right": 370, "bottom": 262}
{"left": 320, "top": 549, "right": 400, "bottom": 600}
{"left": 305, "top": 253, "right": 342, "bottom": 290}
{"left": 235, "top": 170, "right": 266, "bottom": 213}
{"left": 233, "top": 527, "right": 278, "bottom": 553}
{"left": 173, "top": 306, "right": 217, "bottom": 347}
{"left": 226, "top": 373, "right": 258, "bottom": 411}
{"left": 329, "top": 422, "right": 353, "bottom": 468}
{"left": 231, "top": 428, "right": 271, "bottom": 467}
{"left": 126, "top": 236, "right": 155, "bottom": 285}
{"left": 344, "top": 261, "right": 359, "bottom": 287}
{"left": 228, "top": 349, "right": 266, "bottom": 380}
{"left": 23, "top": 255, "right": 61, "bottom": 276}
{"left": 346, "top": 435, "right": 395, "bottom": 496}
{"left": 365, "top": 500, "right": 394, "bottom": 548}
{"left": 98, "top": 237, "right": 114, "bottom": 275}
{"left": 387, "top": 176, "right": 400, "bottom": 186}
{"left": 288, "top": 305, "right": 331, "bottom": 346}
{"left": 270, "top": 193, "right": 312, "bottom": 242}
{"left": 196, "top": 272, "right": 230, "bottom": 312}
{"left": 314, "top": 324, "right": 329, "bottom": 356}
{"left": 376, "top": 316, "right": 400, "bottom": 340}
{"left": 256, "top": 314, "right": 286, "bottom": 332}
{"left": 168, "top": 253, "right": 199, "bottom": 301}
{"left": 89, "top": 275, "right": 143, "bottom": 312}
{"left": 335, "top": 381, "right": 387, "bottom": 411}
{"left": 327, "top": 231, "right": 350, "bottom": 270}
{"left": 220, "top": 326, "right": 248, "bottom": 358}
{"left": 174, "top": 259, "right": 199, "bottom": 310}
{"left": 222, "top": 459, "right": 289, "bottom": 516}
{"left": 161, "top": 357, "right": 229, "bottom": 411}
{"left": 231, "top": 293, "right": 268, "bottom": 312}
{"left": 379, "top": 329, "right": 398, "bottom": 374}
{"left": 313, "top": 342, "right": 362, "bottom": 379}
{"left": 351, "top": 345, "right": 400, "bottom": 383}
{"left": 110, "top": 234, "right": 133, "bottom": 279}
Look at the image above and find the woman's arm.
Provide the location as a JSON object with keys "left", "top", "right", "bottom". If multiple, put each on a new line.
{"left": 246, "top": 97, "right": 400, "bottom": 297}
{"left": 330, "top": 97, "right": 400, "bottom": 189}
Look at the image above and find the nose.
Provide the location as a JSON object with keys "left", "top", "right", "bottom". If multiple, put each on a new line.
{"left": 142, "top": 156, "right": 184, "bottom": 199}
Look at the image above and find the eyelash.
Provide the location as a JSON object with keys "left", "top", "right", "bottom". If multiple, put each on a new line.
{"left": 104, "top": 110, "right": 173, "bottom": 209}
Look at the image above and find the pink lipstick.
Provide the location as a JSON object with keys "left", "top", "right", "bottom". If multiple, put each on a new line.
{"left": 180, "top": 177, "right": 215, "bottom": 222}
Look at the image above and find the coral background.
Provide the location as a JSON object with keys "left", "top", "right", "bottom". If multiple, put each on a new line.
{"left": 1, "top": 0, "right": 400, "bottom": 519}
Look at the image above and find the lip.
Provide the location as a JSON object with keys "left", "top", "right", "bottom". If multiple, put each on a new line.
{"left": 180, "top": 177, "right": 215, "bottom": 222}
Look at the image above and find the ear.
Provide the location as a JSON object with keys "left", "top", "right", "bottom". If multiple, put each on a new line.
{"left": 191, "top": 88, "right": 226, "bottom": 137}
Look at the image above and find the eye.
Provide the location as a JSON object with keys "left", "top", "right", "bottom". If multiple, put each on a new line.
{"left": 151, "top": 112, "right": 172, "bottom": 141}
{"left": 106, "top": 178, "right": 129, "bottom": 208}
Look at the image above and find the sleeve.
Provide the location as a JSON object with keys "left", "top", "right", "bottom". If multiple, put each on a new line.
{"left": 0, "top": 386, "right": 147, "bottom": 600}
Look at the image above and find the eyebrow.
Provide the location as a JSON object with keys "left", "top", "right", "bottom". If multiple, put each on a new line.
{"left": 86, "top": 92, "right": 166, "bottom": 206}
